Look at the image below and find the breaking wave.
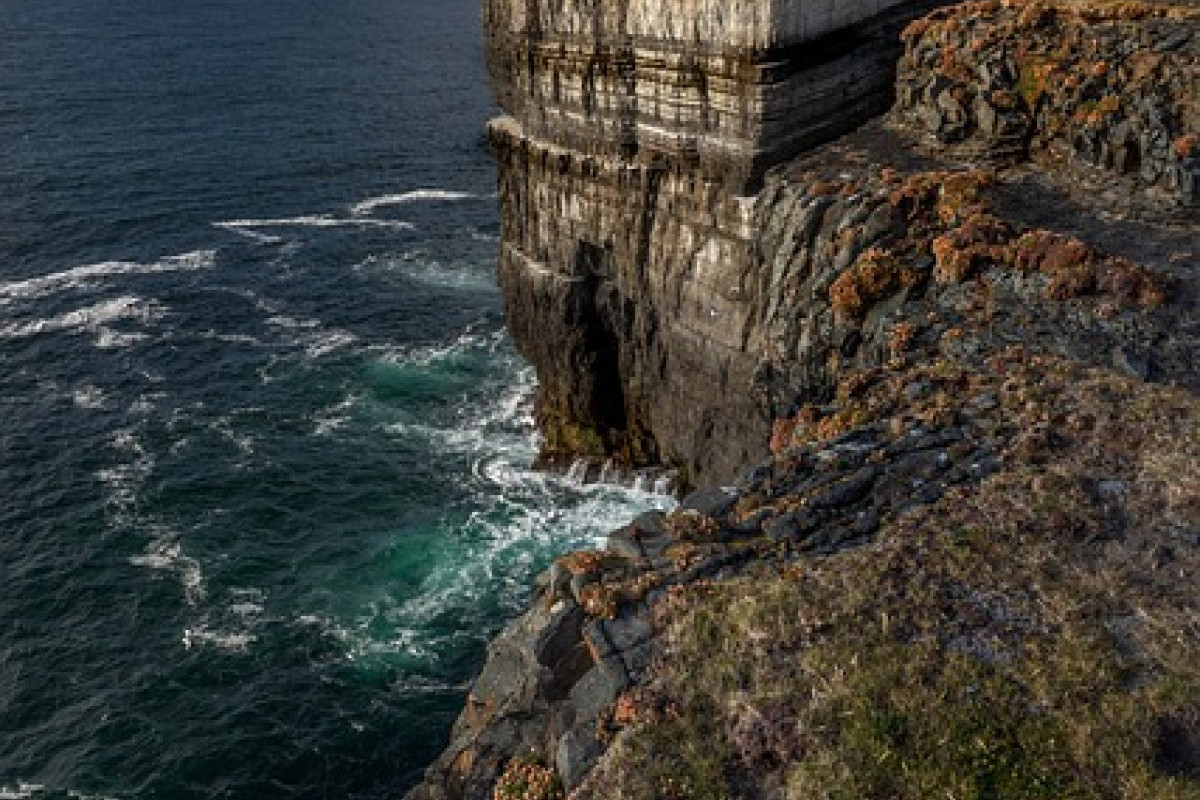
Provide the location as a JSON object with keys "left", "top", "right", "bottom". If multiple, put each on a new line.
{"left": 0, "top": 296, "right": 165, "bottom": 340}
{"left": 350, "top": 189, "right": 477, "bottom": 216}
{"left": 0, "top": 251, "right": 215, "bottom": 306}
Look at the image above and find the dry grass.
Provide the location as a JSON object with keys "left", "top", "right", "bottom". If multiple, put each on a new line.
{"left": 577, "top": 358, "right": 1200, "bottom": 800}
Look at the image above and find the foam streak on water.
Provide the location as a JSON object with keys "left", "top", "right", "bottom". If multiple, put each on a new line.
{"left": 0, "top": 296, "right": 165, "bottom": 340}
{"left": 350, "top": 190, "right": 478, "bottom": 216}
{"left": 213, "top": 216, "right": 416, "bottom": 237}
{"left": 0, "top": 251, "right": 215, "bottom": 306}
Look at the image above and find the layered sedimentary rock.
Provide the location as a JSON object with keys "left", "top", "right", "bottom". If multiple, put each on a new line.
{"left": 493, "top": 0, "right": 1199, "bottom": 490}
{"left": 490, "top": 0, "right": 949, "bottom": 486}
{"left": 485, "top": 0, "right": 935, "bottom": 191}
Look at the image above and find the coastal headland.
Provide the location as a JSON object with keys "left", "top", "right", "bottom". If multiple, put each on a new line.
{"left": 408, "top": 0, "right": 1200, "bottom": 797}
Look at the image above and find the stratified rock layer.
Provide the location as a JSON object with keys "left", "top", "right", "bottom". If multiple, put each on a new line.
{"left": 492, "top": 0, "right": 951, "bottom": 486}
{"left": 484, "top": 0, "right": 934, "bottom": 190}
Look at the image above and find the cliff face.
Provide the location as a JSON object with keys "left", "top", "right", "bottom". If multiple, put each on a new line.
{"left": 489, "top": 0, "right": 948, "bottom": 486}
{"left": 405, "top": 2, "right": 1199, "bottom": 798}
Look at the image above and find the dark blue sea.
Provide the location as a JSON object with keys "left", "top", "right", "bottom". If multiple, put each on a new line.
{"left": 0, "top": 2, "right": 669, "bottom": 797}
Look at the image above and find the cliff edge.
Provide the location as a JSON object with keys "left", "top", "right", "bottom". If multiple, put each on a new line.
{"left": 406, "top": 1, "right": 1199, "bottom": 798}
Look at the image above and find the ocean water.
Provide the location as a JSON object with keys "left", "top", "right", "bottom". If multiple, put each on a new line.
{"left": 0, "top": 2, "right": 670, "bottom": 797}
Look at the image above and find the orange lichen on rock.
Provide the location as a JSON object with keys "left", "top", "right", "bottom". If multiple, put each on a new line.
{"left": 888, "top": 322, "right": 919, "bottom": 356}
{"left": 493, "top": 757, "right": 563, "bottom": 800}
{"left": 556, "top": 550, "right": 613, "bottom": 576}
{"left": 664, "top": 509, "right": 720, "bottom": 541}
{"left": 1010, "top": 230, "right": 1095, "bottom": 298}
{"left": 830, "top": 248, "right": 913, "bottom": 318}
{"left": 1008, "top": 230, "right": 1168, "bottom": 306}
{"left": 577, "top": 583, "right": 619, "bottom": 619}
{"left": 1096, "top": 256, "right": 1168, "bottom": 309}
{"left": 769, "top": 417, "right": 797, "bottom": 455}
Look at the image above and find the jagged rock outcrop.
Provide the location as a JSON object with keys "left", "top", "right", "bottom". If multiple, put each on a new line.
{"left": 410, "top": 122, "right": 1198, "bottom": 798}
{"left": 892, "top": 0, "right": 1200, "bottom": 211}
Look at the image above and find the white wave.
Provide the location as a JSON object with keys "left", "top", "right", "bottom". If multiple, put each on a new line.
{"left": 0, "top": 786, "right": 119, "bottom": 800}
{"left": 98, "top": 428, "right": 155, "bottom": 528}
{"left": 335, "top": 485, "right": 671, "bottom": 664}
{"left": 221, "top": 286, "right": 283, "bottom": 315}
{"left": 304, "top": 330, "right": 356, "bottom": 359}
{"left": 128, "top": 392, "right": 163, "bottom": 417}
{"left": 0, "top": 251, "right": 214, "bottom": 306}
{"left": 181, "top": 625, "right": 256, "bottom": 652}
{"left": 72, "top": 384, "right": 107, "bottom": 410}
{"left": 0, "top": 784, "right": 45, "bottom": 800}
{"left": 350, "top": 189, "right": 476, "bottom": 216}
{"left": 565, "top": 459, "right": 590, "bottom": 486}
{"left": 313, "top": 394, "right": 358, "bottom": 437}
{"left": 129, "top": 529, "right": 206, "bottom": 607}
{"left": 265, "top": 314, "right": 320, "bottom": 330}
{"left": 68, "top": 790, "right": 122, "bottom": 800}
{"left": 95, "top": 328, "right": 151, "bottom": 349}
{"left": 470, "top": 230, "right": 500, "bottom": 244}
{"left": 218, "top": 226, "right": 284, "bottom": 245}
{"left": 197, "top": 330, "right": 263, "bottom": 346}
{"left": 0, "top": 296, "right": 164, "bottom": 340}
{"left": 228, "top": 602, "right": 264, "bottom": 618}
{"left": 213, "top": 215, "right": 414, "bottom": 238}
{"left": 362, "top": 253, "right": 495, "bottom": 292}
{"left": 228, "top": 602, "right": 264, "bottom": 617}
{"left": 373, "top": 327, "right": 507, "bottom": 370}
{"left": 262, "top": 315, "right": 356, "bottom": 359}
{"left": 109, "top": 427, "right": 144, "bottom": 454}
{"left": 209, "top": 416, "right": 256, "bottom": 457}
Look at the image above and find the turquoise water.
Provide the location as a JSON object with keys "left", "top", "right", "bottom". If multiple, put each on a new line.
{"left": 0, "top": 1, "right": 669, "bottom": 796}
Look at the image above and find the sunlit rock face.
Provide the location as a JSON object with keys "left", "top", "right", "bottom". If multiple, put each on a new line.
{"left": 488, "top": 0, "right": 941, "bottom": 486}
{"left": 485, "top": 0, "right": 919, "bottom": 190}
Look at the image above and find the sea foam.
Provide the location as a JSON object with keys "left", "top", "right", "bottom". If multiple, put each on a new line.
{"left": 0, "top": 251, "right": 215, "bottom": 306}
{"left": 350, "top": 189, "right": 476, "bottom": 216}
{"left": 213, "top": 215, "right": 414, "bottom": 240}
{"left": 0, "top": 296, "right": 165, "bottom": 340}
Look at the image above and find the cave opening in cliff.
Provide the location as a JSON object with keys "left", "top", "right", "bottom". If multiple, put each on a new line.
{"left": 575, "top": 240, "right": 628, "bottom": 442}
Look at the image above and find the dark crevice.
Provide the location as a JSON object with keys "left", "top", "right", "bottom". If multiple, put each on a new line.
{"left": 576, "top": 241, "right": 628, "bottom": 438}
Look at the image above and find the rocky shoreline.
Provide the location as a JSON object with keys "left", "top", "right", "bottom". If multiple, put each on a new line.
{"left": 406, "top": 1, "right": 1199, "bottom": 797}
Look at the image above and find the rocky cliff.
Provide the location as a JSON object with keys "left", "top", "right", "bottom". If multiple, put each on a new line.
{"left": 489, "top": 0, "right": 952, "bottom": 485}
{"left": 490, "top": 0, "right": 1198, "bottom": 490}
{"left": 406, "top": 1, "right": 1199, "bottom": 798}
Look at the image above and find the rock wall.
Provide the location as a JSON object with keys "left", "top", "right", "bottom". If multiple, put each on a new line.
{"left": 484, "top": 0, "right": 934, "bottom": 190}
{"left": 492, "top": 0, "right": 950, "bottom": 487}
